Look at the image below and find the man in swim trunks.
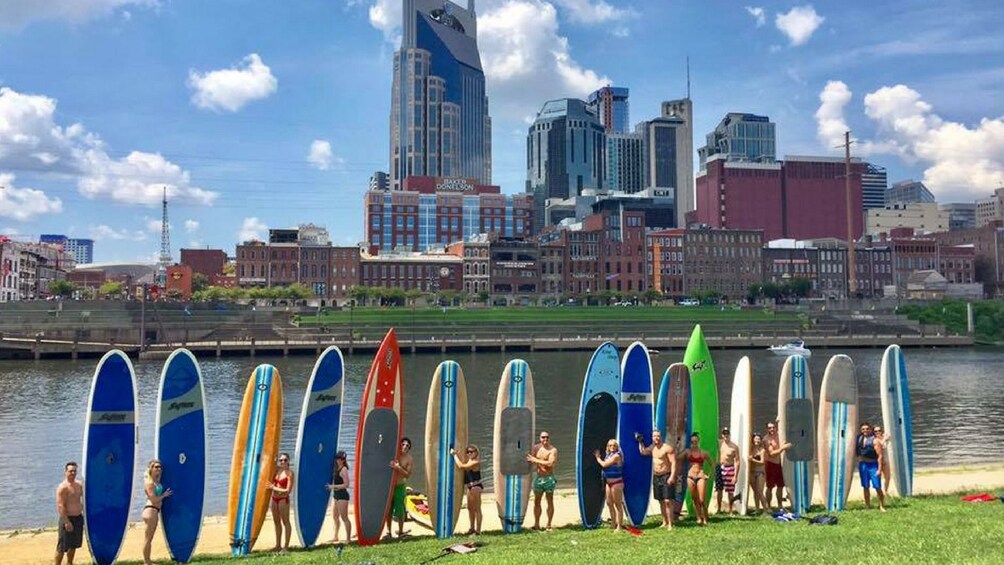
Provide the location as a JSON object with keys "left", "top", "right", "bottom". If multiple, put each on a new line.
{"left": 527, "top": 431, "right": 557, "bottom": 530}
{"left": 715, "top": 427, "right": 741, "bottom": 515}
{"left": 55, "top": 461, "right": 84, "bottom": 565}
{"left": 637, "top": 430, "right": 678, "bottom": 529}
{"left": 856, "top": 422, "right": 887, "bottom": 512}
{"left": 386, "top": 437, "right": 414, "bottom": 538}
{"left": 764, "top": 421, "right": 791, "bottom": 510}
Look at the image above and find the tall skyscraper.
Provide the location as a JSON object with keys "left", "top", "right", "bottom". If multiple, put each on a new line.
{"left": 697, "top": 112, "right": 776, "bottom": 171}
{"left": 862, "top": 163, "right": 888, "bottom": 210}
{"left": 586, "top": 86, "right": 630, "bottom": 133}
{"left": 886, "top": 179, "right": 935, "bottom": 205}
{"left": 606, "top": 133, "right": 645, "bottom": 193}
{"left": 39, "top": 234, "right": 94, "bottom": 264}
{"left": 526, "top": 98, "right": 606, "bottom": 231}
{"left": 390, "top": 0, "right": 491, "bottom": 191}
{"left": 661, "top": 98, "right": 693, "bottom": 228}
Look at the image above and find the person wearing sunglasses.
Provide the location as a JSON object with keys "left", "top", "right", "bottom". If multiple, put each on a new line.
{"left": 873, "top": 425, "right": 892, "bottom": 490}
{"left": 326, "top": 451, "right": 352, "bottom": 544}
{"left": 527, "top": 431, "right": 558, "bottom": 531}
{"left": 269, "top": 453, "right": 295, "bottom": 552}
{"left": 450, "top": 444, "right": 484, "bottom": 535}
{"left": 715, "top": 427, "right": 741, "bottom": 515}
{"left": 142, "top": 460, "right": 172, "bottom": 565}
{"left": 386, "top": 437, "right": 413, "bottom": 539}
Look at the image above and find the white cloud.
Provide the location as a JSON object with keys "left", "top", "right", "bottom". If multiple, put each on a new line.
{"left": 745, "top": 6, "right": 766, "bottom": 27}
{"left": 775, "top": 5, "right": 823, "bottom": 46}
{"left": 0, "top": 87, "right": 217, "bottom": 207}
{"left": 187, "top": 53, "right": 278, "bottom": 113}
{"left": 357, "top": 1, "right": 609, "bottom": 121}
{"left": 814, "top": 81, "right": 1004, "bottom": 201}
{"left": 307, "top": 139, "right": 340, "bottom": 170}
{"left": 145, "top": 218, "right": 172, "bottom": 234}
{"left": 552, "top": 0, "right": 635, "bottom": 25}
{"left": 238, "top": 217, "right": 268, "bottom": 242}
{"left": 0, "top": 0, "right": 156, "bottom": 28}
{"left": 0, "top": 173, "right": 63, "bottom": 221}
{"left": 479, "top": 1, "right": 609, "bottom": 119}
{"left": 89, "top": 224, "right": 146, "bottom": 241}
{"left": 814, "top": 80, "right": 852, "bottom": 149}
{"left": 184, "top": 219, "right": 199, "bottom": 233}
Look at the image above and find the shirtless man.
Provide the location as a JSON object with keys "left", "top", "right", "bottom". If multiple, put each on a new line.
{"left": 385, "top": 437, "right": 414, "bottom": 539}
{"left": 55, "top": 462, "right": 84, "bottom": 565}
{"left": 715, "top": 427, "right": 741, "bottom": 515}
{"left": 764, "top": 421, "right": 791, "bottom": 510}
{"left": 636, "top": 430, "right": 678, "bottom": 529}
{"left": 527, "top": 431, "right": 557, "bottom": 530}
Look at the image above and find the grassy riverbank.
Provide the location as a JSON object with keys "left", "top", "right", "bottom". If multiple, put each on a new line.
{"left": 296, "top": 305, "right": 797, "bottom": 326}
{"left": 155, "top": 494, "right": 1002, "bottom": 564}
{"left": 898, "top": 300, "right": 1004, "bottom": 344}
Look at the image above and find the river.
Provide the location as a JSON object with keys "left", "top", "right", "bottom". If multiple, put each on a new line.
{"left": 1, "top": 346, "right": 1001, "bottom": 529}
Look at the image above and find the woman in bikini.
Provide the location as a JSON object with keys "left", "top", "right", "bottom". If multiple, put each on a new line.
{"left": 594, "top": 439, "right": 625, "bottom": 531}
{"left": 451, "top": 444, "right": 484, "bottom": 535}
{"left": 873, "top": 425, "right": 892, "bottom": 489}
{"left": 326, "top": 451, "right": 351, "bottom": 543}
{"left": 749, "top": 433, "right": 768, "bottom": 515}
{"left": 682, "top": 433, "right": 711, "bottom": 525}
{"left": 270, "top": 452, "right": 295, "bottom": 552}
{"left": 141, "top": 459, "right": 172, "bottom": 565}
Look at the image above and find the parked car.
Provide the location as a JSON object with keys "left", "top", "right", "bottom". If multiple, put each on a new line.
{"left": 679, "top": 298, "right": 700, "bottom": 306}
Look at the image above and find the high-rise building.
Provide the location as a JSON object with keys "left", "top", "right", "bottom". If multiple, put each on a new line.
{"left": 39, "top": 235, "right": 94, "bottom": 264}
{"left": 697, "top": 112, "right": 776, "bottom": 171}
{"left": 939, "top": 203, "right": 977, "bottom": 231}
{"left": 886, "top": 179, "right": 935, "bottom": 205}
{"left": 862, "top": 163, "right": 888, "bottom": 210}
{"left": 369, "top": 171, "right": 389, "bottom": 192}
{"left": 661, "top": 99, "right": 694, "bottom": 228}
{"left": 605, "top": 133, "right": 644, "bottom": 193}
{"left": 586, "top": 86, "right": 630, "bottom": 133}
{"left": 975, "top": 187, "right": 1004, "bottom": 227}
{"left": 526, "top": 98, "right": 606, "bottom": 231}
{"left": 390, "top": 0, "right": 491, "bottom": 191}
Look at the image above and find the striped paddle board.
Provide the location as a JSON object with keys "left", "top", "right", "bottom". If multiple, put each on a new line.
{"left": 425, "top": 360, "right": 469, "bottom": 539}
{"left": 228, "top": 364, "right": 283, "bottom": 556}
{"left": 493, "top": 359, "right": 535, "bottom": 534}
{"left": 354, "top": 329, "right": 404, "bottom": 546}
{"left": 778, "top": 354, "right": 815, "bottom": 515}
{"left": 576, "top": 342, "right": 620, "bottom": 529}
{"left": 818, "top": 354, "right": 858, "bottom": 512}
{"left": 656, "top": 362, "right": 690, "bottom": 516}
{"left": 618, "top": 342, "right": 653, "bottom": 527}
{"left": 155, "top": 349, "right": 206, "bottom": 563}
{"left": 293, "top": 346, "right": 345, "bottom": 548}
{"left": 683, "top": 325, "right": 718, "bottom": 517}
{"left": 881, "top": 344, "right": 914, "bottom": 497}
{"left": 82, "top": 350, "right": 138, "bottom": 565}
{"left": 729, "top": 356, "right": 753, "bottom": 516}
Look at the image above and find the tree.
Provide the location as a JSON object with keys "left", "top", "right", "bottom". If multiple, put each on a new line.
{"left": 405, "top": 288, "right": 424, "bottom": 306}
{"left": 440, "top": 289, "right": 459, "bottom": 307}
{"left": 787, "top": 278, "right": 812, "bottom": 298}
{"left": 477, "top": 290, "right": 490, "bottom": 304}
{"left": 99, "top": 281, "right": 124, "bottom": 298}
{"left": 48, "top": 279, "right": 76, "bottom": 298}
{"left": 644, "top": 288, "right": 663, "bottom": 305}
{"left": 192, "top": 273, "right": 210, "bottom": 293}
{"left": 349, "top": 285, "right": 370, "bottom": 307}
{"left": 222, "top": 262, "right": 236, "bottom": 276}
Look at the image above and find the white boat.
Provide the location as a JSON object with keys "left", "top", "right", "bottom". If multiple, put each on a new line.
{"left": 768, "top": 339, "right": 812, "bottom": 358}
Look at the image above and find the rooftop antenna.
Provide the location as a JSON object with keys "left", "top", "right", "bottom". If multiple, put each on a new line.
{"left": 686, "top": 55, "right": 691, "bottom": 100}
{"left": 156, "top": 186, "right": 172, "bottom": 286}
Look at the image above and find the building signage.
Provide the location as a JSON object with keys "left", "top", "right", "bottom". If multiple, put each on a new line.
{"left": 497, "top": 261, "right": 535, "bottom": 269}
{"left": 436, "top": 177, "right": 476, "bottom": 193}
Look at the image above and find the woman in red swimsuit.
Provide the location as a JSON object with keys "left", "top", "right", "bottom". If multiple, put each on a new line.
{"left": 681, "top": 433, "right": 711, "bottom": 525}
{"left": 269, "top": 452, "right": 295, "bottom": 552}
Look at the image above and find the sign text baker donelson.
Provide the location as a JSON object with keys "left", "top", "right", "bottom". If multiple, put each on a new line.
{"left": 436, "top": 178, "right": 476, "bottom": 192}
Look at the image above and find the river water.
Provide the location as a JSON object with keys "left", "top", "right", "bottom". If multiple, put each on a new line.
{"left": 1, "top": 346, "right": 1001, "bottom": 529}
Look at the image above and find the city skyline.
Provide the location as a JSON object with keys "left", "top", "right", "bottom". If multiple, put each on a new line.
{"left": 1, "top": 1, "right": 1003, "bottom": 262}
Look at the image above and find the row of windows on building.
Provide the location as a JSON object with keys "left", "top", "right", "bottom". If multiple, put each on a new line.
{"left": 239, "top": 264, "right": 355, "bottom": 279}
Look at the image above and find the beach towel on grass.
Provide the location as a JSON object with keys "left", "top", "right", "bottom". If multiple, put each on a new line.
{"left": 961, "top": 493, "right": 996, "bottom": 503}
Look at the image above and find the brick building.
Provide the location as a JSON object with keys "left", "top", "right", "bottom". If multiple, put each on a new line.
{"left": 649, "top": 229, "right": 685, "bottom": 299}
{"left": 447, "top": 237, "right": 491, "bottom": 297}
{"left": 180, "top": 249, "right": 227, "bottom": 277}
{"left": 489, "top": 239, "right": 540, "bottom": 304}
{"left": 166, "top": 264, "right": 193, "bottom": 299}
{"left": 931, "top": 223, "right": 1004, "bottom": 297}
{"left": 359, "top": 251, "right": 462, "bottom": 293}
{"left": 595, "top": 209, "right": 648, "bottom": 296}
{"left": 682, "top": 228, "right": 763, "bottom": 301}
{"left": 234, "top": 227, "right": 357, "bottom": 301}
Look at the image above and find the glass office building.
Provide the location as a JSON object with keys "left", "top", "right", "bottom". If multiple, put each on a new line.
{"left": 586, "top": 86, "right": 630, "bottom": 134}
{"left": 697, "top": 112, "right": 776, "bottom": 171}
{"left": 862, "top": 163, "right": 888, "bottom": 210}
{"left": 390, "top": 0, "right": 491, "bottom": 191}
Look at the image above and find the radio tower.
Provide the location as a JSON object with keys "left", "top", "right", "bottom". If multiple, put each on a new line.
{"left": 156, "top": 186, "right": 172, "bottom": 286}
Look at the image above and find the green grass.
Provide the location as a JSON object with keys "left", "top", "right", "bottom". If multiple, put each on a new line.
{"left": 298, "top": 305, "right": 795, "bottom": 327}
{"left": 897, "top": 299, "right": 1004, "bottom": 344}
{"left": 159, "top": 494, "right": 1004, "bottom": 565}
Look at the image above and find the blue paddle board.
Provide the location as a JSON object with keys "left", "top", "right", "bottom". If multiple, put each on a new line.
{"left": 655, "top": 363, "right": 691, "bottom": 514}
{"left": 618, "top": 342, "right": 653, "bottom": 527}
{"left": 881, "top": 344, "right": 914, "bottom": 497}
{"left": 155, "top": 349, "right": 206, "bottom": 563}
{"left": 82, "top": 350, "right": 138, "bottom": 565}
{"left": 576, "top": 342, "right": 620, "bottom": 529}
{"left": 425, "top": 360, "right": 468, "bottom": 539}
{"left": 293, "top": 346, "right": 345, "bottom": 548}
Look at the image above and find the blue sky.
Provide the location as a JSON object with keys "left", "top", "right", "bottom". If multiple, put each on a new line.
{"left": 1, "top": 0, "right": 1002, "bottom": 262}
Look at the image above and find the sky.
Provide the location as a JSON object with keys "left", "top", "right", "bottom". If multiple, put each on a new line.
{"left": 1, "top": 0, "right": 1003, "bottom": 263}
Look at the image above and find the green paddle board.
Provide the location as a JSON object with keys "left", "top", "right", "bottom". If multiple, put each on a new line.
{"left": 683, "top": 324, "right": 719, "bottom": 517}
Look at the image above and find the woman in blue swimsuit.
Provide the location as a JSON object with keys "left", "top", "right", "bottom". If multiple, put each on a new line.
{"left": 142, "top": 459, "right": 173, "bottom": 565}
{"left": 594, "top": 439, "right": 625, "bottom": 531}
